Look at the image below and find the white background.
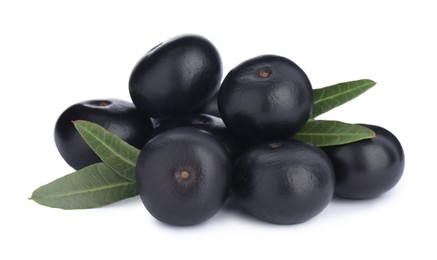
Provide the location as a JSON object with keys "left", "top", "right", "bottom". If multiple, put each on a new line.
{"left": 1, "top": 0, "right": 436, "bottom": 259}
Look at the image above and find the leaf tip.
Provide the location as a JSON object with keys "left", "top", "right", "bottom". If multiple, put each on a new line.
{"left": 29, "top": 189, "right": 38, "bottom": 201}
{"left": 364, "top": 79, "right": 377, "bottom": 87}
{"left": 72, "top": 120, "right": 92, "bottom": 130}
{"left": 71, "top": 119, "right": 84, "bottom": 125}
{"left": 71, "top": 120, "right": 82, "bottom": 128}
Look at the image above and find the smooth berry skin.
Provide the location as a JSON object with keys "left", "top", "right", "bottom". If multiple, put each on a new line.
{"left": 233, "top": 140, "right": 335, "bottom": 225}
{"left": 322, "top": 124, "right": 405, "bottom": 199}
{"left": 197, "top": 93, "right": 220, "bottom": 117}
{"left": 129, "top": 34, "right": 222, "bottom": 119}
{"left": 54, "top": 99, "right": 153, "bottom": 170}
{"left": 136, "top": 127, "right": 232, "bottom": 226}
{"left": 218, "top": 55, "right": 313, "bottom": 142}
{"left": 150, "top": 113, "right": 248, "bottom": 161}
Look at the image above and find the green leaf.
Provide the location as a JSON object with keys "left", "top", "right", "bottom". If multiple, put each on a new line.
{"left": 31, "top": 163, "right": 137, "bottom": 209}
{"left": 311, "top": 79, "right": 376, "bottom": 118}
{"left": 73, "top": 120, "right": 140, "bottom": 182}
{"left": 293, "top": 120, "right": 376, "bottom": 147}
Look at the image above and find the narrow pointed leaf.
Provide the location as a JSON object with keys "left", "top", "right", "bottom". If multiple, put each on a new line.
{"left": 311, "top": 79, "right": 376, "bottom": 118}
{"left": 293, "top": 120, "right": 376, "bottom": 147}
{"left": 73, "top": 120, "right": 140, "bottom": 182}
{"left": 31, "top": 163, "right": 137, "bottom": 209}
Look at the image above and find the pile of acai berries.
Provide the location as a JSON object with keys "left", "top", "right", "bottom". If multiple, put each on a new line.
{"left": 53, "top": 34, "right": 405, "bottom": 226}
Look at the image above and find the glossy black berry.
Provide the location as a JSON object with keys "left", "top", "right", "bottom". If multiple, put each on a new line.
{"left": 218, "top": 55, "right": 313, "bottom": 142}
{"left": 129, "top": 34, "right": 222, "bottom": 118}
{"left": 322, "top": 124, "right": 405, "bottom": 199}
{"left": 197, "top": 93, "right": 220, "bottom": 117}
{"left": 150, "top": 113, "right": 247, "bottom": 161}
{"left": 136, "top": 127, "right": 232, "bottom": 226}
{"left": 233, "top": 140, "right": 335, "bottom": 224}
{"left": 54, "top": 99, "right": 153, "bottom": 170}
